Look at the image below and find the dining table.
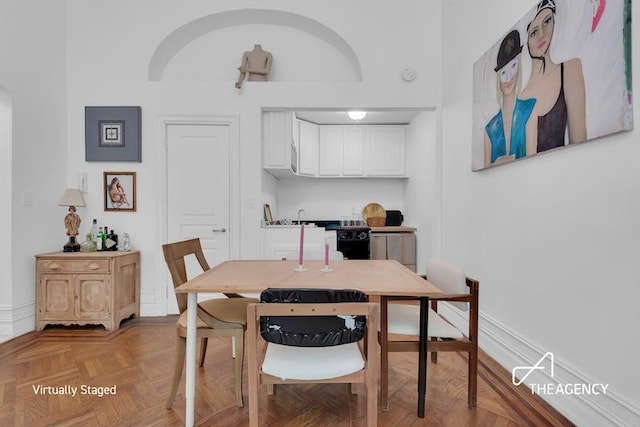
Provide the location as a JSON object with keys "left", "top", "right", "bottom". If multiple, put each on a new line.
{"left": 175, "top": 259, "right": 442, "bottom": 426}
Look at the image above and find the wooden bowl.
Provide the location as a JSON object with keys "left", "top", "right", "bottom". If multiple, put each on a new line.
{"left": 366, "top": 217, "right": 386, "bottom": 227}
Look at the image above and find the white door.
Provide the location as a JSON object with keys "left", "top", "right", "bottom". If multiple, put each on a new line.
{"left": 166, "top": 124, "right": 230, "bottom": 313}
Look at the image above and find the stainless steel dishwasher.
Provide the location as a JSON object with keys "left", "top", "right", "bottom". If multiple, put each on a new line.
{"left": 370, "top": 230, "right": 416, "bottom": 272}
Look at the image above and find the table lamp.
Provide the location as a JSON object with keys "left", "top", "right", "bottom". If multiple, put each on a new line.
{"left": 58, "top": 188, "right": 86, "bottom": 252}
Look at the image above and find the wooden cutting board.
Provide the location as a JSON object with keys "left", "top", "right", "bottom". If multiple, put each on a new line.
{"left": 362, "top": 203, "right": 386, "bottom": 221}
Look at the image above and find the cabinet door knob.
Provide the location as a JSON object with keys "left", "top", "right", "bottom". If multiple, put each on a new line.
{"left": 88, "top": 263, "right": 100, "bottom": 270}
{"left": 212, "top": 228, "right": 227, "bottom": 233}
{"left": 48, "top": 263, "right": 60, "bottom": 270}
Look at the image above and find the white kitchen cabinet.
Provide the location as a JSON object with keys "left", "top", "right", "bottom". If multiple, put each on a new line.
{"left": 318, "top": 125, "right": 405, "bottom": 177}
{"left": 262, "top": 111, "right": 296, "bottom": 178}
{"left": 318, "top": 126, "right": 365, "bottom": 177}
{"left": 298, "top": 119, "right": 318, "bottom": 176}
{"left": 264, "top": 115, "right": 406, "bottom": 179}
{"left": 342, "top": 127, "right": 365, "bottom": 176}
{"left": 318, "top": 126, "right": 342, "bottom": 176}
{"left": 365, "top": 126, "right": 406, "bottom": 177}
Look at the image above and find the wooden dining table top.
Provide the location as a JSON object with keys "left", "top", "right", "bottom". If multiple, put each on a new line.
{"left": 175, "top": 259, "right": 442, "bottom": 297}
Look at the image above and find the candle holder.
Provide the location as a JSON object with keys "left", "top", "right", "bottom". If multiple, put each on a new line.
{"left": 294, "top": 264, "right": 308, "bottom": 272}
{"left": 320, "top": 265, "right": 333, "bottom": 273}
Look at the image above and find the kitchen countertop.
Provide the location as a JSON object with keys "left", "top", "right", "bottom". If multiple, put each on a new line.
{"left": 370, "top": 226, "right": 416, "bottom": 233}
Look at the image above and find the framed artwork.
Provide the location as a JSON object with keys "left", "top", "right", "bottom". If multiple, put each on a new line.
{"left": 104, "top": 171, "right": 136, "bottom": 212}
{"left": 86, "top": 106, "right": 142, "bottom": 161}
{"left": 263, "top": 204, "right": 273, "bottom": 225}
{"left": 472, "top": 0, "right": 632, "bottom": 171}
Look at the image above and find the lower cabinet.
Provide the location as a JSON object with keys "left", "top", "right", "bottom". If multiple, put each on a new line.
{"left": 35, "top": 251, "right": 140, "bottom": 331}
{"left": 370, "top": 232, "right": 416, "bottom": 272}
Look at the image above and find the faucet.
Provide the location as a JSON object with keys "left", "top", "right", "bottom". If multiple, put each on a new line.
{"left": 297, "top": 208, "right": 305, "bottom": 225}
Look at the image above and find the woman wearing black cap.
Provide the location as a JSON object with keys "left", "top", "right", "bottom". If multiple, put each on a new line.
{"left": 483, "top": 29, "right": 536, "bottom": 168}
{"left": 520, "top": 0, "right": 587, "bottom": 153}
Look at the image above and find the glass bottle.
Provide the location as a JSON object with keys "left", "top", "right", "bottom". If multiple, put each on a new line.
{"left": 96, "top": 227, "right": 104, "bottom": 251}
{"left": 102, "top": 226, "right": 108, "bottom": 250}
{"left": 80, "top": 233, "right": 97, "bottom": 252}
{"left": 90, "top": 219, "right": 98, "bottom": 243}
{"left": 122, "top": 233, "right": 131, "bottom": 251}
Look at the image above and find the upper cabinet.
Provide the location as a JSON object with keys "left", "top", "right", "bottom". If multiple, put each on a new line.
{"left": 298, "top": 119, "right": 318, "bottom": 176}
{"left": 318, "top": 126, "right": 365, "bottom": 177}
{"left": 263, "top": 112, "right": 407, "bottom": 179}
{"left": 262, "top": 111, "right": 296, "bottom": 178}
{"left": 318, "top": 125, "right": 405, "bottom": 178}
{"left": 364, "top": 126, "right": 406, "bottom": 177}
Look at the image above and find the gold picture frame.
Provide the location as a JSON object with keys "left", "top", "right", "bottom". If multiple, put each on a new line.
{"left": 263, "top": 204, "right": 273, "bottom": 225}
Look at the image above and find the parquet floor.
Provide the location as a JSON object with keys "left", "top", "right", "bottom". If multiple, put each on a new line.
{"left": 0, "top": 317, "right": 573, "bottom": 426}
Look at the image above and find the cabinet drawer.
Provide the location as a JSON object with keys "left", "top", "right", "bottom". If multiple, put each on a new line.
{"left": 38, "top": 259, "right": 110, "bottom": 273}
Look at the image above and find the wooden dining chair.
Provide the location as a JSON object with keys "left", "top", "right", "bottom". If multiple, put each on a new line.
{"left": 247, "top": 288, "right": 379, "bottom": 427}
{"left": 162, "top": 238, "right": 258, "bottom": 409}
{"left": 380, "top": 258, "right": 479, "bottom": 410}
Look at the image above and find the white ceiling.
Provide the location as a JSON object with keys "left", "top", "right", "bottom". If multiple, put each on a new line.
{"left": 294, "top": 109, "right": 426, "bottom": 125}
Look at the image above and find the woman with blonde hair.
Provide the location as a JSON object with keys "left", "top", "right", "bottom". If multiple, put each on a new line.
{"left": 484, "top": 29, "right": 536, "bottom": 167}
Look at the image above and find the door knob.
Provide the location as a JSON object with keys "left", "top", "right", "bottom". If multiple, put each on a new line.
{"left": 212, "top": 228, "right": 227, "bottom": 233}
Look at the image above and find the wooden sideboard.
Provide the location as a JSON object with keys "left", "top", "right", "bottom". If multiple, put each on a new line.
{"left": 35, "top": 251, "right": 140, "bottom": 331}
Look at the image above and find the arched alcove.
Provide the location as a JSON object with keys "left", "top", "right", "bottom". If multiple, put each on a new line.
{"left": 148, "top": 9, "right": 362, "bottom": 82}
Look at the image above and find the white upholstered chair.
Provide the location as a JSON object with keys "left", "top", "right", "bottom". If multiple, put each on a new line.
{"left": 247, "top": 288, "right": 378, "bottom": 427}
{"left": 381, "top": 258, "right": 479, "bottom": 409}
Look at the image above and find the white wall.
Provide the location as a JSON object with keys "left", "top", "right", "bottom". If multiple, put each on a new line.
{"left": 442, "top": 1, "right": 639, "bottom": 425}
{"left": 275, "top": 177, "right": 406, "bottom": 222}
{"left": 0, "top": 0, "right": 68, "bottom": 342}
{"left": 63, "top": 0, "right": 442, "bottom": 317}
{"left": 405, "top": 111, "right": 439, "bottom": 273}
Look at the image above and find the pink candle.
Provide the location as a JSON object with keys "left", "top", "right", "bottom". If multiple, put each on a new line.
{"left": 324, "top": 242, "right": 329, "bottom": 266}
{"left": 298, "top": 224, "right": 305, "bottom": 265}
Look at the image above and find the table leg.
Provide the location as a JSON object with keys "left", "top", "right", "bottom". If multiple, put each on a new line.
{"left": 185, "top": 293, "right": 197, "bottom": 426}
{"left": 380, "top": 296, "right": 389, "bottom": 411}
{"left": 417, "top": 297, "right": 429, "bottom": 418}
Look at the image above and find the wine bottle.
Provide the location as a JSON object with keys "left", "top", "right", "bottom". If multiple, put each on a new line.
{"left": 102, "top": 226, "right": 108, "bottom": 251}
{"left": 107, "top": 229, "right": 118, "bottom": 251}
{"left": 96, "top": 227, "right": 104, "bottom": 251}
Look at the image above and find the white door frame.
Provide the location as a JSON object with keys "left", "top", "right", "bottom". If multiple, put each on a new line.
{"left": 157, "top": 115, "right": 240, "bottom": 315}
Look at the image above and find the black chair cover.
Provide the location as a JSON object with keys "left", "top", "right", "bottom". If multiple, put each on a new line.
{"left": 260, "top": 288, "right": 367, "bottom": 347}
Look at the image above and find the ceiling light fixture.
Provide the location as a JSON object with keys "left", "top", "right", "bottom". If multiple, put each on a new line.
{"left": 347, "top": 111, "right": 367, "bottom": 120}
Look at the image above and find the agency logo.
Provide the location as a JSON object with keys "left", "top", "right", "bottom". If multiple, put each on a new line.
{"left": 512, "top": 352, "right": 609, "bottom": 396}
{"left": 512, "top": 351, "right": 554, "bottom": 386}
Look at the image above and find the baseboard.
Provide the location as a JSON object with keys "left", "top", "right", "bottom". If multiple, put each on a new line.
{"left": 0, "top": 302, "right": 35, "bottom": 344}
{"left": 439, "top": 304, "right": 640, "bottom": 427}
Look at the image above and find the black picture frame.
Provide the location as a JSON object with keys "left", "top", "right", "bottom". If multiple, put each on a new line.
{"left": 86, "top": 106, "right": 141, "bottom": 161}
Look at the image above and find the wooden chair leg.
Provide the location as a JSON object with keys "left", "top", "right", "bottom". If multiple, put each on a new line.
{"left": 468, "top": 349, "right": 478, "bottom": 408}
{"left": 166, "top": 336, "right": 186, "bottom": 409}
{"left": 198, "top": 337, "right": 208, "bottom": 367}
{"left": 430, "top": 337, "right": 438, "bottom": 363}
{"left": 233, "top": 329, "right": 244, "bottom": 407}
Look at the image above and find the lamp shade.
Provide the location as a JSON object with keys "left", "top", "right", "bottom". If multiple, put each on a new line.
{"left": 58, "top": 188, "right": 86, "bottom": 207}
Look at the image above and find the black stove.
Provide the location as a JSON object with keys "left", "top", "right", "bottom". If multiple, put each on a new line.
{"left": 336, "top": 226, "right": 370, "bottom": 260}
